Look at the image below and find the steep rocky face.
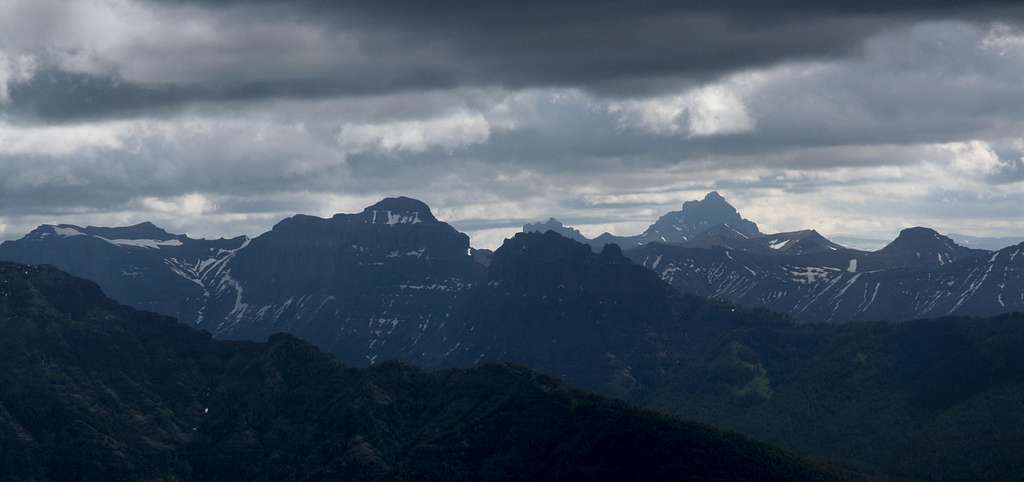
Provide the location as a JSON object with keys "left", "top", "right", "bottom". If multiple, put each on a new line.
{"left": 199, "top": 197, "right": 484, "bottom": 365}
{"left": 0, "top": 198, "right": 485, "bottom": 367}
{"left": 0, "top": 262, "right": 845, "bottom": 482}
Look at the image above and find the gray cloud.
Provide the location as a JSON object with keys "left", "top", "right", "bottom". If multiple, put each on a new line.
{"left": 2, "top": 1, "right": 1024, "bottom": 248}
{"left": 3, "top": 1, "right": 1024, "bottom": 121}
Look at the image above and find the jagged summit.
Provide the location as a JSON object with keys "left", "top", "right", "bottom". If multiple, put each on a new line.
{"left": 526, "top": 217, "right": 566, "bottom": 228}
{"left": 496, "top": 231, "right": 595, "bottom": 264}
{"left": 522, "top": 217, "right": 591, "bottom": 244}
{"left": 704, "top": 191, "right": 726, "bottom": 201}
{"left": 646, "top": 191, "right": 761, "bottom": 241}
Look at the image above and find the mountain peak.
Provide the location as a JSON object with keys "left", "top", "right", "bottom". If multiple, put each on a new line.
{"left": 643, "top": 192, "right": 761, "bottom": 243}
{"left": 497, "top": 231, "right": 592, "bottom": 261}
{"left": 703, "top": 191, "right": 727, "bottom": 203}
{"left": 887, "top": 227, "right": 948, "bottom": 247}
{"left": 527, "top": 217, "right": 566, "bottom": 228}
{"left": 878, "top": 226, "right": 986, "bottom": 266}
{"left": 359, "top": 197, "right": 438, "bottom": 225}
{"left": 523, "top": 217, "right": 590, "bottom": 244}
{"left": 680, "top": 191, "right": 740, "bottom": 215}
{"left": 881, "top": 227, "right": 956, "bottom": 254}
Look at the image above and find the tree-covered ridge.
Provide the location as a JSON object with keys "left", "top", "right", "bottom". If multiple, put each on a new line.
{"left": 637, "top": 312, "right": 1024, "bottom": 481}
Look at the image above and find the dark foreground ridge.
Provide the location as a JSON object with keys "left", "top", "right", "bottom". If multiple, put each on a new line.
{"left": 0, "top": 262, "right": 849, "bottom": 482}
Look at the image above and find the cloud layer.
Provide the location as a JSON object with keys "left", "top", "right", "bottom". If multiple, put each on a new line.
{"left": 1, "top": 0, "right": 1024, "bottom": 248}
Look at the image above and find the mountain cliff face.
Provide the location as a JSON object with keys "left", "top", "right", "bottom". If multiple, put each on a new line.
{"left": 0, "top": 262, "right": 849, "bottom": 482}
{"left": 0, "top": 198, "right": 485, "bottom": 367}
{"left": 200, "top": 197, "right": 484, "bottom": 365}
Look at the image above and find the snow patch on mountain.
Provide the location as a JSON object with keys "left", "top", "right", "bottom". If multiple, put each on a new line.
{"left": 106, "top": 238, "right": 184, "bottom": 249}
{"left": 369, "top": 210, "right": 423, "bottom": 225}
{"left": 53, "top": 226, "right": 85, "bottom": 237}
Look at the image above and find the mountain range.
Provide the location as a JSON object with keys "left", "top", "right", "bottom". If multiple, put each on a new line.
{"left": 6, "top": 192, "right": 1014, "bottom": 329}
{"left": 4, "top": 194, "right": 1024, "bottom": 479}
{"left": 523, "top": 192, "right": 1024, "bottom": 322}
{"left": 0, "top": 203, "right": 768, "bottom": 398}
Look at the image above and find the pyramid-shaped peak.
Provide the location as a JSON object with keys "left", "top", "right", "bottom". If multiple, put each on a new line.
{"left": 643, "top": 192, "right": 760, "bottom": 242}
{"left": 703, "top": 191, "right": 727, "bottom": 203}
{"left": 683, "top": 191, "right": 737, "bottom": 211}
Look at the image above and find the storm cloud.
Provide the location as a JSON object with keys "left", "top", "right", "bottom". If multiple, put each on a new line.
{"left": 4, "top": 0, "right": 1024, "bottom": 120}
{"left": 1, "top": 0, "right": 1024, "bottom": 248}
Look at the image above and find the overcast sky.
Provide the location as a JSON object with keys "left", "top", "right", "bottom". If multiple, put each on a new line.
{"left": 2, "top": 0, "right": 1024, "bottom": 248}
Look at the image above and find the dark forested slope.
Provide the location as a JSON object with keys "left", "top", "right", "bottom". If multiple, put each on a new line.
{"left": 0, "top": 262, "right": 846, "bottom": 482}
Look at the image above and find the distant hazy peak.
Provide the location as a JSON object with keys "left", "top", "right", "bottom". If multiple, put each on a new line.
{"left": 523, "top": 217, "right": 590, "bottom": 243}
{"left": 702, "top": 191, "right": 726, "bottom": 202}
{"left": 677, "top": 191, "right": 750, "bottom": 222}
{"left": 644, "top": 191, "right": 761, "bottom": 241}
{"left": 875, "top": 226, "right": 989, "bottom": 267}
{"left": 883, "top": 227, "right": 957, "bottom": 251}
